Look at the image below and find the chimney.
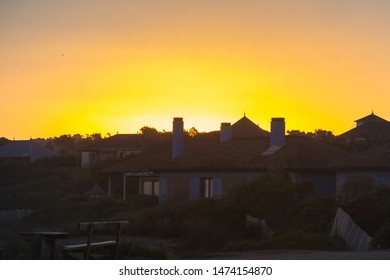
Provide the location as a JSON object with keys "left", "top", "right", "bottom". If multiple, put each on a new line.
{"left": 270, "top": 118, "right": 285, "bottom": 147}
{"left": 172, "top": 117, "right": 184, "bottom": 158}
{"left": 220, "top": 122, "right": 232, "bottom": 143}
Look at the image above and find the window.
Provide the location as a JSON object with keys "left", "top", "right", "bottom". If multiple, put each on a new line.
{"left": 142, "top": 180, "right": 160, "bottom": 196}
{"left": 200, "top": 178, "right": 213, "bottom": 198}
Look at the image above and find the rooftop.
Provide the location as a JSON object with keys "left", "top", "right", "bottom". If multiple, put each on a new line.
{"left": 331, "top": 144, "right": 390, "bottom": 170}
{"left": 102, "top": 135, "right": 350, "bottom": 174}
{"left": 354, "top": 112, "right": 388, "bottom": 125}
{"left": 0, "top": 140, "right": 59, "bottom": 158}
{"left": 231, "top": 115, "right": 269, "bottom": 138}
{"left": 337, "top": 121, "right": 390, "bottom": 140}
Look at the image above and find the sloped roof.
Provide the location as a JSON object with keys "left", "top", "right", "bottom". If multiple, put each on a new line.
{"left": 80, "top": 134, "right": 158, "bottom": 151}
{"left": 337, "top": 121, "right": 390, "bottom": 140}
{"left": 232, "top": 116, "right": 269, "bottom": 138}
{"left": 102, "top": 135, "right": 350, "bottom": 174}
{"left": 0, "top": 140, "right": 59, "bottom": 158}
{"left": 354, "top": 113, "right": 388, "bottom": 124}
{"left": 330, "top": 145, "right": 390, "bottom": 170}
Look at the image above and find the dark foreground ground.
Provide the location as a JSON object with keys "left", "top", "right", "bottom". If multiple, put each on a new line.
{"left": 206, "top": 249, "right": 390, "bottom": 260}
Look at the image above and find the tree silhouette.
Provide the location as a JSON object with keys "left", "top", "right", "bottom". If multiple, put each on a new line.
{"left": 187, "top": 127, "right": 199, "bottom": 137}
{"left": 86, "top": 133, "right": 102, "bottom": 141}
{"left": 53, "top": 135, "right": 76, "bottom": 155}
{"left": 139, "top": 126, "right": 159, "bottom": 136}
{"left": 287, "top": 130, "right": 307, "bottom": 137}
{"left": 287, "top": 129, "right": 335, "bottom": 143}
{"left": 313, "top": 129, "right": 335, "bottom": 142}
{"left": 0, "top": 137, "right": 10, "bottom": 146}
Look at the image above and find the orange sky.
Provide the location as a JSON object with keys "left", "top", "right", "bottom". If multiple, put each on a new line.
{"left": 2, "top": 0, "right": 390, "bottom": 139}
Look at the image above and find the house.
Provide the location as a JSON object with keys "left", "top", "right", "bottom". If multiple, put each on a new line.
{"left": 355, "top": 112, "right": 388, "bottom": 127}
{"left": 101, "top": 116, "right": 350, "bottom": 203}
{"left": 79, "top": 133, "right": 159, "bottom": 168}
{"left": 333, "top": 112, "right": 390, "bottom": 194}
{"left": 330, "top": 145, "right": 390, "bottom": 194}
{"left": 0, "top": 140, "right": 59, "bottom": 164}
{"left": 337, "top": 112, "right": 390, "bottom": 143}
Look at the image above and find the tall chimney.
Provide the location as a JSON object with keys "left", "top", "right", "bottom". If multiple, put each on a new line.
{"left": 220, "top": 122, "right": 232, "bottom": 143}
{"left": 270, "top": 118, "right": 285, "bottom": 147}
{"left": 172, "top": 117, "right": 184, "bottom": 159}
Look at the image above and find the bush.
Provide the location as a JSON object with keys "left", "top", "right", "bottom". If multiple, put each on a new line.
{"left": 343, "top": 176, "right": 378, "bottom": 200}
{"left": 290, "top": 196, "right": 337, "bottom": 232}
{"left": 344, "top": 189, "right": 390, "bottom": 236}
{"left": 127, "top": 195, "right": 159, "bottom": 208}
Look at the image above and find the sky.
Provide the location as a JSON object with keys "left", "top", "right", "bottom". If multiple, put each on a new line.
{"left": 2, "top": 0, "right": 390, "bottom": 139}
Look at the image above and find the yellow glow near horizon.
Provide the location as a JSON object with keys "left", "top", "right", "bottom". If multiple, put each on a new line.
{"left": 2, "top": 1, "right": 390, "bottom": 139}
{"left": 0, "top": 47, "right": 379, "bottom": 138}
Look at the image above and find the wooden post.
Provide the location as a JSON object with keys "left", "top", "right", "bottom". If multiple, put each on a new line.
{"left": 85, "top": 224, "right": 94, "bottom": 260}
{"left": 114, "top": 223, "right": 122, "bottom": 259}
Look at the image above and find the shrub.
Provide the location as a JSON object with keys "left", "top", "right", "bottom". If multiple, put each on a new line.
{"left": 344, "top": 189, "right": 390, "bottom": 236}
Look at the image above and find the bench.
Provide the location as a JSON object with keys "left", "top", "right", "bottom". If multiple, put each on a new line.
{"left": 61, "top": 221, "right": 129, "bottom": 260}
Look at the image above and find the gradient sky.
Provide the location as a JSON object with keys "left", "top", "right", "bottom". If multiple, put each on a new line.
{"left": 2, "top": 0, "right": 390, "bottom": 139}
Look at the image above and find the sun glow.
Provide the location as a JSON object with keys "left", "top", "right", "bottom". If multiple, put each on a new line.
{"left": 2, "top": 1, "right": 390, "bottom": 139}
{"left": 41, "top": 56, "right": 278, "bottom": 136}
